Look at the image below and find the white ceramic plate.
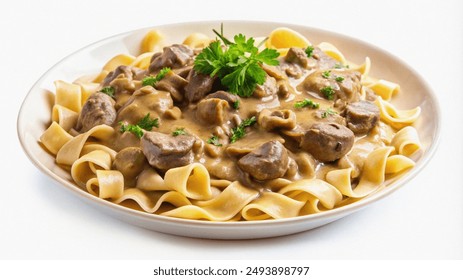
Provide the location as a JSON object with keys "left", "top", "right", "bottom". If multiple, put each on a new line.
{"left": 17, "top": 21, "right": 440, "bottom": 239}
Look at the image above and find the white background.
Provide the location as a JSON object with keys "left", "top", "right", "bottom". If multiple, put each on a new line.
{"left": 1, "top": 0, "right": 462, "bottom": 260}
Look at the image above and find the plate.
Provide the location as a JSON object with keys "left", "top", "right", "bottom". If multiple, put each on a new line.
{"left": 17, "top": 21, "right": 440, "bottom": 239}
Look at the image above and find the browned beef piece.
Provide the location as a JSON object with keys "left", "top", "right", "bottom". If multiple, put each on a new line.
{"left": 113, "top": 147, "right": 147, "bottom": 179}
{"left": 155, "top": 71, "right": 188, "bottom": 102}
{"left": 196, "top": 98, "right": 230, "bottom": 125}
{"left": 301, "top": 122, "right": 354, "bottom": 162}
{"left": 299, "top": 69, "right": 361, "bottom": 106}
{"left": 185, "top": 69, "right": 216, "bottom": 103}
{"left": 76, "top": 92, "right": 116, "bottom": 132}
{"left": 312, "top": 109, "right": 347, "bottom": 126}
{"left": 141, "top": 131, "right": 195, "bottom": 171}
{"left": 344, "top": 101, "right": 380, "bottom": 134}
{"left": 237, "top": 141, "right": 289, "bottom": 180}
{"left": 102, "top": 65, "right": 143, "bottom": 88}
{"left": 312, "top": 48, "right": 338, "bottom": 69}
{"left": 285, "top": 47, "right": 310, "bottom": 68}
{"left": 149, "top": 44, "right": 194, "bottom": 73}
{"left": 206, "top": 90, "right": 240, "bottom": 107}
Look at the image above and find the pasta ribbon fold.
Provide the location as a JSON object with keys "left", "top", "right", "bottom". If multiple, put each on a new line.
{"left": 366, "top": 80, "right": 400, "bottom": 100}
{"left": 71, "top": 150, "right": 112, "bottom": 187}
{"left": 56, "top": 125, "right": 114, "bottom": 165}
{"left": 113, "top": 189, "right": 191, "bottom": 214}
{"left": 54, "top": 80, "right": 82, "bottom": 113}
{"left": 86, "top": 170, "right": 124, "bottom": 199}
{"left": 52, "top": 104, "right": 78, "bottom": 132}
{"left": 40, "top": 122, "right": 73, "bottom": 155}
{"left": 162, "top": 181, "right": 259, "bottom": 221}
{"left": 326, "top": 147, "right": 394, "bottom": 198}
{"left": 374, "top": 96, "right": 421, "bottom": 129}
{"left": 163, "top": 163, "right": 212, "bottom": 200}
{"left": 317, "top": 42, "right": 346, "bottom": 63}
{"left": 242, "top": 192, "right": 306, "bottom": 220}
{"left": 391, "top": 126, "right": 422, "bottom": 157}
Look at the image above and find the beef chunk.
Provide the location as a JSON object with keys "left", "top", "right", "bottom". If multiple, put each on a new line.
{"left": 76, "top": 92, "right": 116, "bottom": 132}
{"left": 141, "top": 131, "right": 195, "bottom": 170}
{"left": 113, "top": 147, "right": 147, "bottom": 179}
{"left": 206, "top": 90, "right": 240, "bottom": 107}
{"left": 253, "top": 76, "right": 278, "bottom": 98}
{"left": 312, "top": 109, "right": 346, "bottom": 126}
{"left": 155, "top": 71, "right": 188, "bottom": 102}
{"left": 149, "top": 44, "right": 194, "bottom": 73}
{"left": 196, "top": 98, "right": 230, "bottom": 125}
{"left": 185, "top": 69, "right": 216, "bottom": 103}
{"left": 285, "top": 47, "right": 310, "bottom": 68}
{"left": 344, "top": 101, "right": 380, "bottom": 134}
{"left": 312, "top": 48, "right": 338, "bottom": 69}
{"left": 298, "top": 69, "right": 361, "bottom": 106}
{"left": 237, "top": 141, "right": 289, "bottom": 180}
{"left": 301, "top": 122, "right": 354, "bottom": 162}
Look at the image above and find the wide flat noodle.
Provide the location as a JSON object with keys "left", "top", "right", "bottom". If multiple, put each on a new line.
{"left": 365, "top": 79, "right": 400, "bottom": 100}
{"left": 71, "top": 150, "right": 112, "bottom": 187}
{"left": 317, "top": 42, "right": 346, "bottom": 64}
{"left": 391, "top": 126, "right": 422, "bottom": 157}
{"left": 113, "top": 189, "right": 191, "bottom": 214}
{"left": 242, "top": 192, "right": 306, "bottom": 220}
{"left": 140, "top": 29, "right": 164, "bottom": 54}
{"left": 54, "top": 80, "right": 82, "bottom": 113}
{"left": 56, "top": 124, "right": 114, "bottom": 165}
{"left": 40, "top": 121, "right": 73, "bottom": 155}
{"left": 86, "top": 170, "right": 124, "bottom": 199}
{"left": 161, "top": 181, "right": 259, "bottom": 221}
{"left": 375, "top": 96, "right": 421, "bottom": 129}
{"left": 52, "top": 104, "right": 78, "bottom": 132}
{"left": 163, "top": 163, "right": 212, "bottom": 200}
{"left": 326, "top": 147, "right": 394, "bottom": 198}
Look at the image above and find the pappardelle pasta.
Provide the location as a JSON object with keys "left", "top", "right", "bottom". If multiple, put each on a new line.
{"left": 40, "top": 26, "right": 422, "bottom": 221}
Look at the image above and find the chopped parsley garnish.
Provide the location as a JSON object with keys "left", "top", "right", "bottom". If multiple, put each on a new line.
{"left": 194, "top": 25, "right": 280, "bottom": 97}
{"left": 335, "top": 76, "right": 345, "bottom": 82}
{"left": 321, "top": 108, "right": 338, "bottom": 118}
{"left": 320, "top": 86, "right": 335, "bottom": 100}
{"left": 100, "top": 86, "right": 115, "bottom": 98}
{"left": 294, "top": 98, "right": 320, "bottom": 109}
{"left": 305, "top": 45, "right": 314, "bottom": 57}
{"left": 172, "top": 128, "right": 187, "bottom": 136}
{"left": 119, "top": 113, "right": 159, "bottom": 138}
{"left": 232, "top": 100, "right": 240, "bottom": 110}
{"left": 322, "top": 70, "right": 331, "bottom": 79}
{"left": 230, "top": 116, "right": 256, "bottom": 143}
{"left": 207, "top": 135, "right": 222, "bottom": 146}
{"left": 334, "top": 63, "right": 349, "bottom": 69}
{"left": 142, "top": 67, "right": 171, "bottom": 87}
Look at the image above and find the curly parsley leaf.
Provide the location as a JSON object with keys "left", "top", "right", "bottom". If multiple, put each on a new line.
{"left": 142, "top": 67, "right": 171, "bottom": 87}
{"left": 305, "top": 45, "right": 314, "bottom": 57}
{"left": 207, "top": 135, "right": 222, "bottom": 146}
{"left": 294, "top": 98, "right": 320, "bottom": 109}
{"left": 320, "top": 86, "right": 335, "bottom": 100}
{"left": 321, "top": 108, "right": 338, "bottom": 118}
{"left": 230, "top": 116, "right": 256, "bottom": 143}
{"left": 194, "top": 28, "right": 280, "bottom": 97}
{"left": 100, "top": 86, "right": 115, "bottom": 98}
{"left": 119, "top": 113, "right": 159, "bottom": 138}
{"left": 172, "top": 128, "right": 187, "bottom": 136}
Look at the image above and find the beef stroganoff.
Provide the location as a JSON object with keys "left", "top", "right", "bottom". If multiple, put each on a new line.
{"left": 40, "top": 26, "right": 422, "bottom": 221}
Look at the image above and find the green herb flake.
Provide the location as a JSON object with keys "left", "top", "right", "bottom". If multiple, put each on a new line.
{"left": 194, "top": 26, "right": 280, "bottom": 97}
{"left": 100, "top": 86, "right": 115, "bottom": 98}
{"left": 321, "top": 108, "right": 338, "bottom": 118}
{"left": 230, "top": 116, "right": 256, "bottom": 143}
{"left": 335, "top": 76, "right": 345, "bottom": 82}
{"left": 305, "top": 45, "right": 315, "bottom": 58}
{"left": 322, "top": 70, "right": 331, "bottom": 79}
{"left": 233, "top": 100, "right": 240, "bottom": 110}
{"left": 119, "top": 113, "right": 159, "bottom": 138}
{"left": 320, "top": 86, "right": 335, "bottom": 100}
{"left": 172, "top": 128, "right": 187, "bottom": 136}
{"left": 207, "top": 135, "right": 222, "bottom": 146}
{"left": 294, "top": 98, "right": 320, "bottom": 109}
{"left": 142, "top": 67, "right": 171, "bottom": 87}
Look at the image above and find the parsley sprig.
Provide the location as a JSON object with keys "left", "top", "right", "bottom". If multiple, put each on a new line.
{"left": 100, "top": 86, "right": 115, "bottom": 98}
{"left": 119, "top": 113, "right": 159, "bottom": 138}
{"left": 305, "top": 45, "right": 314, "bottom": 57}
{"left": 207, "top": 135, "right": 222, "bottom": 146}
{"left": 294, "top": 98, "right": 320, "bottom": 109}
{"left": 230, "top": 116, "right": 256, "bottom": 143}
{"left": 194, "top": 27, "right": 280, "bottom": 97}
{"left": 172, "top": 128, "right": 187, "bottom": 136}
{"left": 321, "top": 108, "right": 338, "bottom": 118}
{"left": 320, "top": 86, "right": 335, "bottom": 100}
{"left": 142, "top": 67, "right": 171, "bottom": 87}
